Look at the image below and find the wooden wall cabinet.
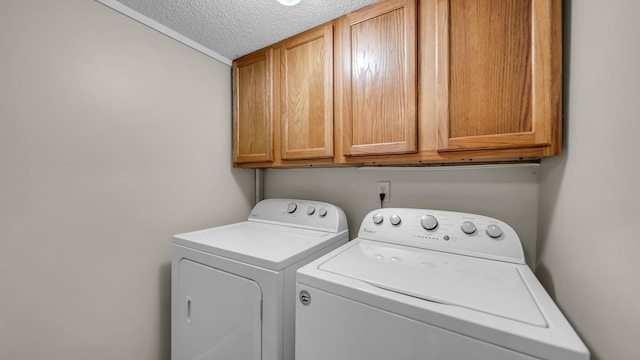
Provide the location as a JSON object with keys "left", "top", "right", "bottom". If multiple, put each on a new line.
{"left": 434, "top": 0, "right": 561, "bottom": 154}
{"left": 340, "top": 0, "right": 562, "bottom": 165}
{"left": 232, "top": 0, "right": 562, "bottom": 168}
{"left": 233, "top": 23, "right": 334, "bottom": 168}
{"left": 233, "top": 48, "right": 273, "bottom": 164}
{"left": 281, "top": 24, "right": 334, "bottom": 160}
{"left": 336, "top": 0, "right": 418, "bottom": 157}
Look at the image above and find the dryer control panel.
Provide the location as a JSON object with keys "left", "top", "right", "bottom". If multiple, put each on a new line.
{"left": 249, "top": 198, "right": 348, "bottom": 234}
{"left": 358, "top": 208, "right": 524, "bottom": 264}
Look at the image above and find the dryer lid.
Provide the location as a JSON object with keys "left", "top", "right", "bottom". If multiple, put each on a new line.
{"left": 319, "top": 240, "right": 547, "bottom": 327}
{"left": 174, "top": 222, "right": 346, "bottom": 271}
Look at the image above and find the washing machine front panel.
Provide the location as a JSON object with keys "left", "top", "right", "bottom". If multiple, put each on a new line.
{"left": 174, "top": 259, "right": 262, "bottom": 360}
{"left": 295, "top": 285, "right": 539, "bottom": 360}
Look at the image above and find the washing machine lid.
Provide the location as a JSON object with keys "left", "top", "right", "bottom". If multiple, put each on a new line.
{"left": 174, "top": 222, "right": 346, "bottom": 271}
{"left": 319, "top": 240, "right": 547, "bottom": 328}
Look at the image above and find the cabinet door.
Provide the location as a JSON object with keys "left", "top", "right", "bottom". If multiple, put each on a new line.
{"left": 436, "top": 0, "right": 561, "bottom": 152}
{"left": 281, "top": 24, "right": 334, "bottom": 160}
{"left": 233, "top": 48, "right": 274, "bottom": 163}
{"left": 338, "top": 0, "right": 418, "bottom": 156}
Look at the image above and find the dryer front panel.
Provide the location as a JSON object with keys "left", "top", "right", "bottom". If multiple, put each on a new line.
{"left": 174, "top": 259, "right": 262, "bottom": 360}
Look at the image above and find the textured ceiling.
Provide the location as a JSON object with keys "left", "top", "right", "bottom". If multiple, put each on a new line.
{"left": 111, "top": 0, "right": 379, "bottom": 61}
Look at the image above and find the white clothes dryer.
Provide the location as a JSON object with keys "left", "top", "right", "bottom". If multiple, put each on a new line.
{"left": 172, "top": 198, "right": 348, "bottom": 360}
{"left": 296, "top": 208, "right": 589, "bottom": 360}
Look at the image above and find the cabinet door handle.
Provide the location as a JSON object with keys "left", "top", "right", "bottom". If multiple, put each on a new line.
{"left": 185, "top": 296, "right": 192, "bottom": 325}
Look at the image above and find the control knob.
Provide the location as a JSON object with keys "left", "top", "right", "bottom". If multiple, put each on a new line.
{"left": 287, "top": 202, "right": 297, "bottom": 214}
{"left": 486, "top": 224, "right": 503, "bottom": 238}
{"left": 372, "top": 213, "right": 383, "bottom": 224}
{"left": 318, "top": 207, "right": 327, "bottom": 217}
{"left": 390, "top": 214, "right": 401, "bottom": 226}
{"left": 307, "top": 206, "right": 315, "bottom": 215}
{"left": 461, "top": 221, "right": 476, "bottom": 234}
{"left": 421, "top": 215, "right": 438, "bottom": 230}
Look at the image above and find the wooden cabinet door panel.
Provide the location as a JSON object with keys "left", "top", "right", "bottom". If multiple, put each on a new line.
{"left": 281, "top": 24, "right": 334, "bottom": 160}
{"left": 339, "top": 0, "right": 418, "bottom": 156}
{"left": 436, "top": 0, "right": 560, "bottom": 151}
{"left": 233, "top": 49, "right": 273, "bottom": 163}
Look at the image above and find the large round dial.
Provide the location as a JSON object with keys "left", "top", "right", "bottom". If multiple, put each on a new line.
{"left": 390, "top": 214, "right": 401, "bottom": 226}
{"left": 287, "top": 202, "right": 297, "bottom": 213}
{"left": 461, "top": 221, "right": 476, "bottom": 234}
{"left": 318, "top": 207, "right": 327, "bottom": 217}
{"left": 486, "top": 224, "right": 503, "bottom": 238}
{"left": 421, "top": 215, "right": 438, "bottom": 230}
{"left": 372, "top": 213, "right": 383, "bottom": 224}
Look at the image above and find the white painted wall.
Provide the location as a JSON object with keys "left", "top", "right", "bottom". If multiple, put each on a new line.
{"left": 0, "top": 1, "right": 253, "bottom": 359}
{"left": 265, "top": 165, "right": 540, "bottom": 265}
{"left": 537, "top": 1, "right": 640, "bottom": 360}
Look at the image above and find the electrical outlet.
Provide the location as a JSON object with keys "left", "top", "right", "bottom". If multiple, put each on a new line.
{"left": 377, "top": 181, "right": 391, "bottom": 203}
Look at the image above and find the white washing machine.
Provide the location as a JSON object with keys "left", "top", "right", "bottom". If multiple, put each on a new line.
{"left": 172, "top": 198, "right": 348, "bottom": 360}
{"left": 296, "top": 208, "right": 589, "bottom": 360}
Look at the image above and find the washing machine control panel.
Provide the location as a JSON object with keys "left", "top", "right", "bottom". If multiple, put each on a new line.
{"left": 248, "top": 198, "right": 348, "bottom": 233}
{"left": 358, "top": 208, "right": 524, "bottom": 264}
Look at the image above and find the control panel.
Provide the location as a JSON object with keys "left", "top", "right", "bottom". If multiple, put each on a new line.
{"left": 358, "top": 208, "right": 524, "bottom": 264}
{"left": 248, "top": 198, "right": 348, "bottom": 233}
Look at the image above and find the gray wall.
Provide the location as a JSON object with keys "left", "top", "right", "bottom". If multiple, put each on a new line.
{"left": 265, "top": 165, "right": 540, "bottom": 265}
{"left": 0, "top": 1, "right": 254, "bottom": 359}
{"left": 537, "top": 1, "right": 640, "bottom": 360}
